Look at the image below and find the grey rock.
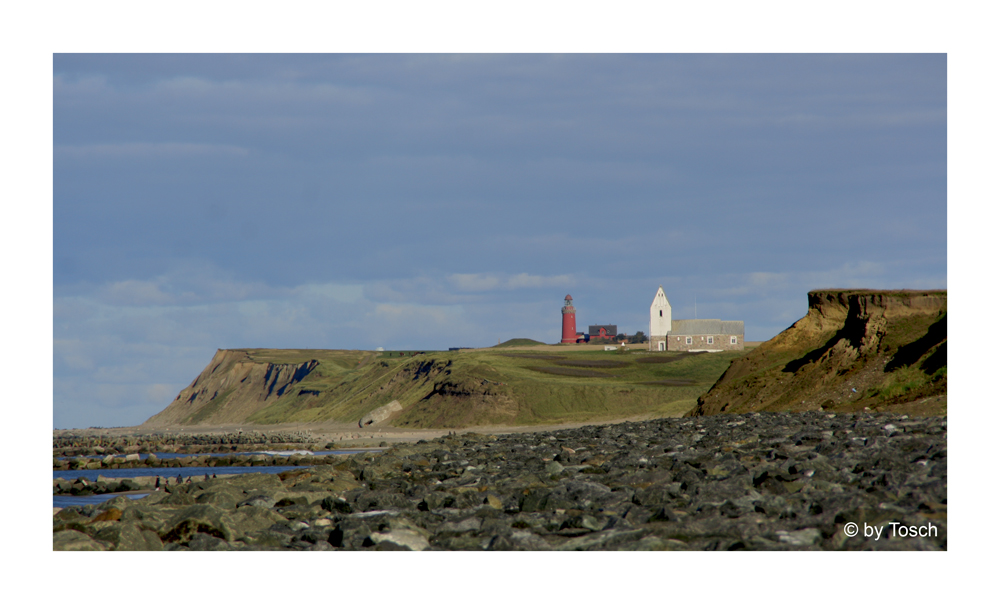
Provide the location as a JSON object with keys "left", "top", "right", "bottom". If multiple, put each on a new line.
{"left": 776, "top": 528, "right": 823, "bottom": 547}
{"left": 53, "top": 411, "right": 946, "bottom": 551}
{"left": 369, "top": 529, "right": 430, "bottom": 551}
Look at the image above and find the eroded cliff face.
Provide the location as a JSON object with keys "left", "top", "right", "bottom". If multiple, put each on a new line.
{"left": 141, "top": 351, "right": 513, "bottom": 429}
{"left": 689, "top": 290, "right": 947, "bottom": 417}
{"left": 143, "top": 350, "right": 319, "bottom": 427}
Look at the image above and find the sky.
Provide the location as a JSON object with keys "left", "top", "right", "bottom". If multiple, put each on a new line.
{"left": 52, "top": 53, "right": 947, "bottom": 429}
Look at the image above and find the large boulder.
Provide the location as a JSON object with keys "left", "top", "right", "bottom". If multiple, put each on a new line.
{"left": 93, "top": 521, "right": 164, "bottom": 551}
{"left": 225, "top": 473, "right": 283, "bottom": 493}
{"left": 278, "top": 466, "right": 360, "bottom": 492}
{"left": 195, "top": 489, "right": 241, "bottom": 510}
{"left": 359, "top": 400, "right": 403, "bottom": 428}
{"left": 53, "top": 529, "right": 107, "bottom": 551}
{"left": 369, "top": 529, "right": 430, "bottom": 551}
{"left": 230, "top": 506, "right": 288, "bottom": 535}
{"left": 120, "top": 505, "right": 177, "bottom": 534}
{"left": 159, "top": 505, "right": 236, "bottom": 544}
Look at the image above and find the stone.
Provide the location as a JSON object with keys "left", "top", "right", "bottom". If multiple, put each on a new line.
{"left": 776, "top": 528, "right": 823, "bottom": 547}
{"left": 52, "top": 411, "right": 946, "bottom": 551}
{"left": 437, "top": 517, "right": 482, "bottom": 534}
{"left": 239, "top": 494, "right": 277, "bottom": 509}
{"left": 186, "top": 533, "right": 232, "bottom": 551}
{"left": 229, "top": 506, "right": 288, "bottom": 535}
{"left": 369, "top": 529, "right": 430, "bottom": 551}
{"left": 54, "top": 529, "right": 108, "bottom": 551}
{"left": 419, "top": 491, "right": 456, "bottom": 511}
{"left": 159, "top": 505, "right": 235, "bottom": 544}
{"left": 545, "top": 460, "right": 565, "bottom": 475}
{"left": 359, "top": 400, "right": 403, "bottom": 428}
{"left": 93, "top": 521, "right": 163, "bottom": 551}
{"left": 321, "top": 496, "right": 353, "bottom": 514}
{"left": 197, "top": 490, "right": 240, "bottom": 510}
{"left": 225, "top": 473, "right": 284, "bottom": 492}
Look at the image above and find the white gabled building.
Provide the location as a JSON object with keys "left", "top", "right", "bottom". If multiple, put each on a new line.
{"left": 649, "top": 285, "right": 672, "bottom": 351}
{"left": 647, "top": 286, "right": 745, "bottom": 352}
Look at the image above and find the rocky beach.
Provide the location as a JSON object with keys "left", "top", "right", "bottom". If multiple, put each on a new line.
{"left": 53, "top": 410, "right": 946, "bottom": 551}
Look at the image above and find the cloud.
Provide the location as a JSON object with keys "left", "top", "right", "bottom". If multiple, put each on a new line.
{"left": 506, "top": 273, "right": 575, "bottom": 289}
{"left": 291, "top": 283, "right": 364, "bottom": 304}
{"left": 102, "top": 280, "right": 174, "bottom": 305}
{"left": 55, "top": 142, "right": 250, "bottom": 159}
{"left": 448, "top": 273, "right": 500, "bottom": 292}
{"left": 448, "top": 272, "right": 575, "bottom": 292}
{"left": 90, "top": 264, "right": 285, "bottom": 307}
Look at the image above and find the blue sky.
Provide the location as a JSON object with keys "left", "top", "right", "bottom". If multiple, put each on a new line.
{"left": 52, "top": 53, "right": 946, "bottom": 429}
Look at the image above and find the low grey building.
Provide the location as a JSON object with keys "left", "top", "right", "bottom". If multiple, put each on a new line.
{"left": 667, "top": 319, "right": 744, "bottom": 351}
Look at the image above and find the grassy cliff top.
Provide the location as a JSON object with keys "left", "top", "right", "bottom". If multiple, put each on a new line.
{"left": 493, "top": 338, "right": 549, "bottom": 348}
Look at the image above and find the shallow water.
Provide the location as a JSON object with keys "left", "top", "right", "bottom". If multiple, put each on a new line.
{"left": 54, "top": 464, "right": 306, "bottom": 483}
{"left": 53, "top": 492, "right": 149, "bottom": 509}
{"left": 55, "top": 449, "right": 378, "bottom": 461}
{"left": 52, "top": 465, "right": 308, "bottom": 509}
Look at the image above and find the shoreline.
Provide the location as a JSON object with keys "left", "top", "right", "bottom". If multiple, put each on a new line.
{"left": 53, "top": 414, "right": 683, "bottom": 450}
{"left": 53, "top": 410, "right": 947, "bottom": 551}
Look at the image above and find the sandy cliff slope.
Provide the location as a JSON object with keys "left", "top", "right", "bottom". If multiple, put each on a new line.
{"left": 688, "top": 290, "right": 946, "bottom": 417}
{"left": 143, "top": 349, "right": 320, "bottom": 427}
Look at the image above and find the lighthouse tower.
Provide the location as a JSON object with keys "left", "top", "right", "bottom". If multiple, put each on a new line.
{"left": 561, "top": 295, "right": 578, "bottom": 344}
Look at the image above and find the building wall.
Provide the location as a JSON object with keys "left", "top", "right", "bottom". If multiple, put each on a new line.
{"left": 649, "top": 335, "right": 668, "bottom": 351}
{"left": 650, "top": 286, "right": 672, "bottom": 337}
{"left": 588, "top": 324, "right": 618, "bottom": 337}
{"left": 667, "top": 333, "right": 744, "bottom": 352}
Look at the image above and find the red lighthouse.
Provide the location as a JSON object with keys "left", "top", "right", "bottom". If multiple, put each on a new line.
{"left": 561, "top": 295, "right": 577, "bottom": 344}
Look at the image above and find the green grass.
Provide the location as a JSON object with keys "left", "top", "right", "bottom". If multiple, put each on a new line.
{"left": 493, "top": 338, "right": 548, "bottom": 348}
{"left": 209, "top": 346, "right": 749, "bottom": 428}
{"left": 185, "top": 389, "right": 232, "bottom": 425}
{"left": 867, "top": 366, "right": 931, "bottom": 402}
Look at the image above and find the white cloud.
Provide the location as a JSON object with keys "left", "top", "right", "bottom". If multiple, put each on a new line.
{"left": 506, "top": 273, "right": 575, "bottom": 289}
{"left": 292, "top": 283, "right": 365, "bottom": 304}
{"left": 102, "top": 279, "right": 174, "bottom": 305}
{"left": 448, "top": 272, "right": 576, "bottom": 292}
{"left": 448, "top": 273, "right": 501, "bottom": 292}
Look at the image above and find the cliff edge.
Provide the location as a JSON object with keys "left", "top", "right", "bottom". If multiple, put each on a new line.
{"left": 688, "top": 289, "right": 946, "bottom": 417}
{"left": 143, "top": 349, "right": 321, "bottom": 427}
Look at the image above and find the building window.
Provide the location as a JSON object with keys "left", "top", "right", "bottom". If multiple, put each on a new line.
{"left": 731, "top": 336, "right": 737, "bottom": 344}
{"left": 707, "top": 336, "right": 713, "bottom": 344}
{"left": 685, "top": 337, "right": 692, "bottom": 345}
{"left": 659, "top": 310, "right": 662, "bottom": 317}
